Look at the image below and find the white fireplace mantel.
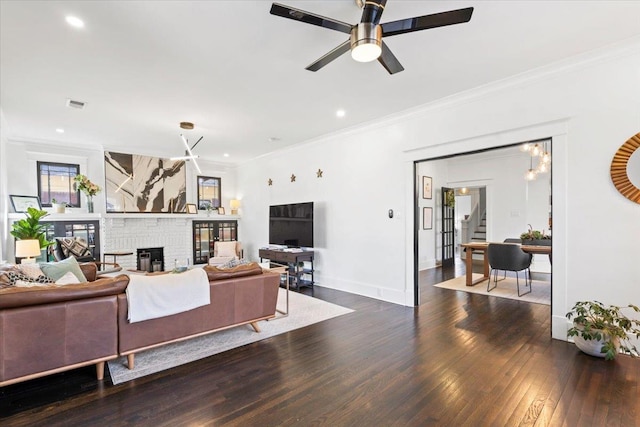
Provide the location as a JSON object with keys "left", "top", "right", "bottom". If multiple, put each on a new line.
{"left": 8, "top": 213, "right": 240, "bottom": 221}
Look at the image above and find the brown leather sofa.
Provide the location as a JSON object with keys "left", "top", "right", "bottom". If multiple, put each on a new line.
{"left": 0, "top": 263, "right": 130, "bottom": 386}
{"left": 0, "top": 262, "right": 280, "bottom": 384}
{"left": 117, "top": 263, "right": 280, "bottom": 369}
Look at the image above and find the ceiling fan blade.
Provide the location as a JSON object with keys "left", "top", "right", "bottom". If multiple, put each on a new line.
{"left": 270, "top": 3, "right": 352, "bottom": 34}
{"left": 360, "top": 0, "right": 387, "bottom": 25}
{"left": 305, "top": 40, "right": 351, "bottom": 72}
{"left": 381, "top": 7, "right": 474, "bottom": 38}
{"left": 377, "top": 41, "right": 404, "bottom": 74}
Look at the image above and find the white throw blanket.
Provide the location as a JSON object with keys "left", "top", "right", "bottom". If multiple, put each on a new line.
{"left": 126, "top": 268, "right": 210, "bottom": 323}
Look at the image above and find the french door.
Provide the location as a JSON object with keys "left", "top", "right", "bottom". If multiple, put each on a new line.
{"left": 441, "top": 187, "right": 455, "bottom": 267}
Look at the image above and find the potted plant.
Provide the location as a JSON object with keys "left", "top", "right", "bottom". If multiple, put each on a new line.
{"left": 566, "top": 301, "right": 640, "bottom": 360}
{"left": 444, "top": 190, "right": 455, "bottom": 208}
{"left": 10, "top": 207, "right": 55, "bottom": 257}
{"left": 520, "top": 224, "right": 552, "bottom": 245}
{"left": 51, "top": 198, "right": 66, "bottom": 213}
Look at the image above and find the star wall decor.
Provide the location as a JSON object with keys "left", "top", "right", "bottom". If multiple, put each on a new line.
{"left": 268, "top": 178, "right": 273, "bottom": 186}
{"left": 290, "top": 174, "right": 296, "bottom": 182}
{"left": 316, "top": 169, "right": 323, "bottom": 178}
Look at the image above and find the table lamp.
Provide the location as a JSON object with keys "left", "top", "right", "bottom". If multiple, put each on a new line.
{"left": 15, "top": 239, "right": 41, "bottom": 264}
{"left": 230, "top": 199, "right": 240, "bottom": 215}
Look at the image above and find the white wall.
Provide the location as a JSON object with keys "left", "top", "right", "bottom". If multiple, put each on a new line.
{"left": 0, "top": 108, "right": 8, "bottom": 262}
{"left": 239, "top": 39, "right": 640, "bottom": 342}
{"left": 417, "top": 160, "right": 447, "bottom": 269}
{"left": 238, "top": 130, "right": 408, "bottom": 304}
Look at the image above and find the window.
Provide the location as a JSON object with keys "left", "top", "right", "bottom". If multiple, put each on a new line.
{"left": 197, "top": 176, "right": 221, "bottom": 210}
{"left": 37, "top": 161, "right": 80, "bottom": 207}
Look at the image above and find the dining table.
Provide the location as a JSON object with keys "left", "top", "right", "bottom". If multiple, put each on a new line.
{"left": 460, "top": 242, "right": 552, "bottom": 286}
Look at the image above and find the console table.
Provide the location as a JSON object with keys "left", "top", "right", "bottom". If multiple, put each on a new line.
{"left": 259, "top": 249, "right": 314, "bottom": 294}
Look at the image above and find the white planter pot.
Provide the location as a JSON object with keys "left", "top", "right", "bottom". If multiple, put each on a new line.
{"left": 53, "top": 203, "right": 66, "bottom": 213}
{"left": 573, "top": 333, "right": 620, "bottom": 358}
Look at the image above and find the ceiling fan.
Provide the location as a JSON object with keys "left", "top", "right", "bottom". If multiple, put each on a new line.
{"left": 170, "top": 122, "right": 203, "bottom": 173}
{"left": 270, "top": 0, "right": 474, "bottom": 74}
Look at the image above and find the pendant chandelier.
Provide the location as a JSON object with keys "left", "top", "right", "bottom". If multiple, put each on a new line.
{"left": 521, "top": 140, "right": 551, "bottom": 180}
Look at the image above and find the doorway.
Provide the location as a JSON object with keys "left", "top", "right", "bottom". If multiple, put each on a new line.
{"left": 415, "top": 140, "right": 552, "bottom": 305}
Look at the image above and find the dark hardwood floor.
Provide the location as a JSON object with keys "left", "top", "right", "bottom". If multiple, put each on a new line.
{"left": 2, "top": 280, "right": 638, "bottom": 426}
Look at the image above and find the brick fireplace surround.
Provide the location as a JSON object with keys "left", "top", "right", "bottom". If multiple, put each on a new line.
{"left": 103, "top": 216, "right": 193, "bottom": 271}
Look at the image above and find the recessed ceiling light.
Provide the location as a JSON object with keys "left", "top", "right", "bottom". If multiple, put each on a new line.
{"left": 268, "top": 137, "right": 281, "bottom": 142}
{"left": 223, "top": 153, "right": 230, "bottom": 158}
{"left": 56, "top": 128, "right": 65, "bottom": 133}
{"left": 336, "top": 109, "right": 346, "bottom": 118}
{"left": 65, "top": 16, "right": 84, "bottom": 28}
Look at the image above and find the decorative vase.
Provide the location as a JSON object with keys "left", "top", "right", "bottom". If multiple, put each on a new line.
{"left": 86, "top": 196, "right": 94, "bottom": 213}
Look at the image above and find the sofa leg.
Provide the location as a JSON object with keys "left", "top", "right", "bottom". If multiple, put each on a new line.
{"left": 96, "top": 362, "right": 105, "bottom": 380}
{"left": 127, "top": 354, "right": 135, "bottom": 370}
{"left": 250, "top": 322, "right": 261, "bottom": 333}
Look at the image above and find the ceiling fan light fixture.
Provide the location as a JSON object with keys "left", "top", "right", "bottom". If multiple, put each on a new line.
{"left": 180, "top": 121, "right": 194, "bottom": 130}
{"left": 350, "top": 23, "right": 382, "bottom": 62}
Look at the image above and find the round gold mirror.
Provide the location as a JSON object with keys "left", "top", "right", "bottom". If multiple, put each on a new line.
{"left": 610, "top": 132, "right": 640, "bottom": 204}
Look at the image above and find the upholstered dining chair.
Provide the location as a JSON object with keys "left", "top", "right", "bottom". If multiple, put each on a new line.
{"left": 207, "top": 241, "right": 243, "bottom": 267}
{"left": 51, "top": 237, "right": 122, "bottom": 275}
{"left": 487, "top": 243, "right": 533, "bottom": 297}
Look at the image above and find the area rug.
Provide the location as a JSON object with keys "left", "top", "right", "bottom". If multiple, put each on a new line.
{"left": 107, "top": 288, "right": 353, "bottom": 384}
{"left": 434, "top": 273, "right": 551, "bottom": 305}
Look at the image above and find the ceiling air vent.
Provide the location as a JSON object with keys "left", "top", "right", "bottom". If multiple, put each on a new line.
{"left": 66, "top": 98, "right": 86, "bottom": 109}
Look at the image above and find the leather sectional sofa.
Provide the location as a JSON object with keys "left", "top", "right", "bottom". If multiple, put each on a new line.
{"left": 0, "top": 262, "right": 280, "bottom": 386}
{"left": 0, "top": 263, "right": 127, "bottom": 386}
{"left": 118, "top": 263, "right": 280, "bottom": 369}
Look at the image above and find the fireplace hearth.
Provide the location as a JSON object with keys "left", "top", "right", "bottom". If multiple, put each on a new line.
{"left": 137, "top": 247, "right": 164, "bottom": 272}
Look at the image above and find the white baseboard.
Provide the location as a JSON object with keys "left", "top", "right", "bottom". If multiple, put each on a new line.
{"left": 419, "top": 258, "right": 437, "bottom": 271}
{"left": 551, "top": 314, "right": 569, "bottom": 341}
{"left": 316, "top": 276, "right": 406, "bottom": 306}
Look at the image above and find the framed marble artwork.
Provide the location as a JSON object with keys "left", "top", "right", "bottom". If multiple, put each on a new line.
{"left": 104, "top": 151, "right": 186, "bottom": 213}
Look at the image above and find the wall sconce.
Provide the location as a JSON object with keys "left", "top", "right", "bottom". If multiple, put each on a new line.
{"left": 15, "top": 239, "right": 41, "bottom": 264}
{"left": 230, "top": 199, "right": 240, "bottom": 215}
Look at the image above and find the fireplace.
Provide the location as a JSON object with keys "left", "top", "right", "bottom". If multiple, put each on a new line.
{"left": 137, "top": 247, "right": 164, "bottom": 272}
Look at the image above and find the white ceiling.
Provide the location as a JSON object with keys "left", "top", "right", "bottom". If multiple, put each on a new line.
{"left": 2, "top": 1, "right": 640, "bottom": 164}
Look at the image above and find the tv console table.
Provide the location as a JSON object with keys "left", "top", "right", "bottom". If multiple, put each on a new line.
{"left": 259, "top": 249, "right": 314, "bottom": 294}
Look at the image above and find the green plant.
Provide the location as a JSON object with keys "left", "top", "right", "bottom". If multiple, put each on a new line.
{"left": 10, "top": 207, "right": 54, "bottom": 249}
{"left": 444, "top": 190, "right": 455, "bottom": 208}
{"left": 520, "top": 224, "right": 551, "bottom": 240}
{"left": 566, "top": 301, "right": 640, "bottom": 360}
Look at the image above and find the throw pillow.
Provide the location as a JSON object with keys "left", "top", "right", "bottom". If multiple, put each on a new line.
{"left": 219, "top": 258, "right": 251, "bottom": 269}
{"left": 204, "top": 262, "right": 263, "bottom": 281}
{"left": 17, "top": 263, "right": 46, "bottom": 279}
{"left": 55, "top": 271, "right": 81, "bottom": 285}
{"left": 5, "top": 271, "right": 54, "bottom": 286}
{"left": 58, "top": 237, "right": 92, "bottom": 258}
{"left": 216, "top": 241, "right": 237, "bottom": 258}
{"left": 40, "top": 256, "right": 87, "bottom": 282}
{"left": 15, "top": 280, "right": 52, "bottom": 288}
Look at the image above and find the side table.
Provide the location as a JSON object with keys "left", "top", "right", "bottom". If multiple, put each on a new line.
{"left": 103, "top": 250, "right": 134, "bottom": 268}
{"left": 260, "top": 261, "right": 289, "bottom": 319}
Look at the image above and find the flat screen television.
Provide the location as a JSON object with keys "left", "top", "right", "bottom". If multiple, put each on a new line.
{"left": 269, "top": 202, "right": 314, "bottom": 248}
